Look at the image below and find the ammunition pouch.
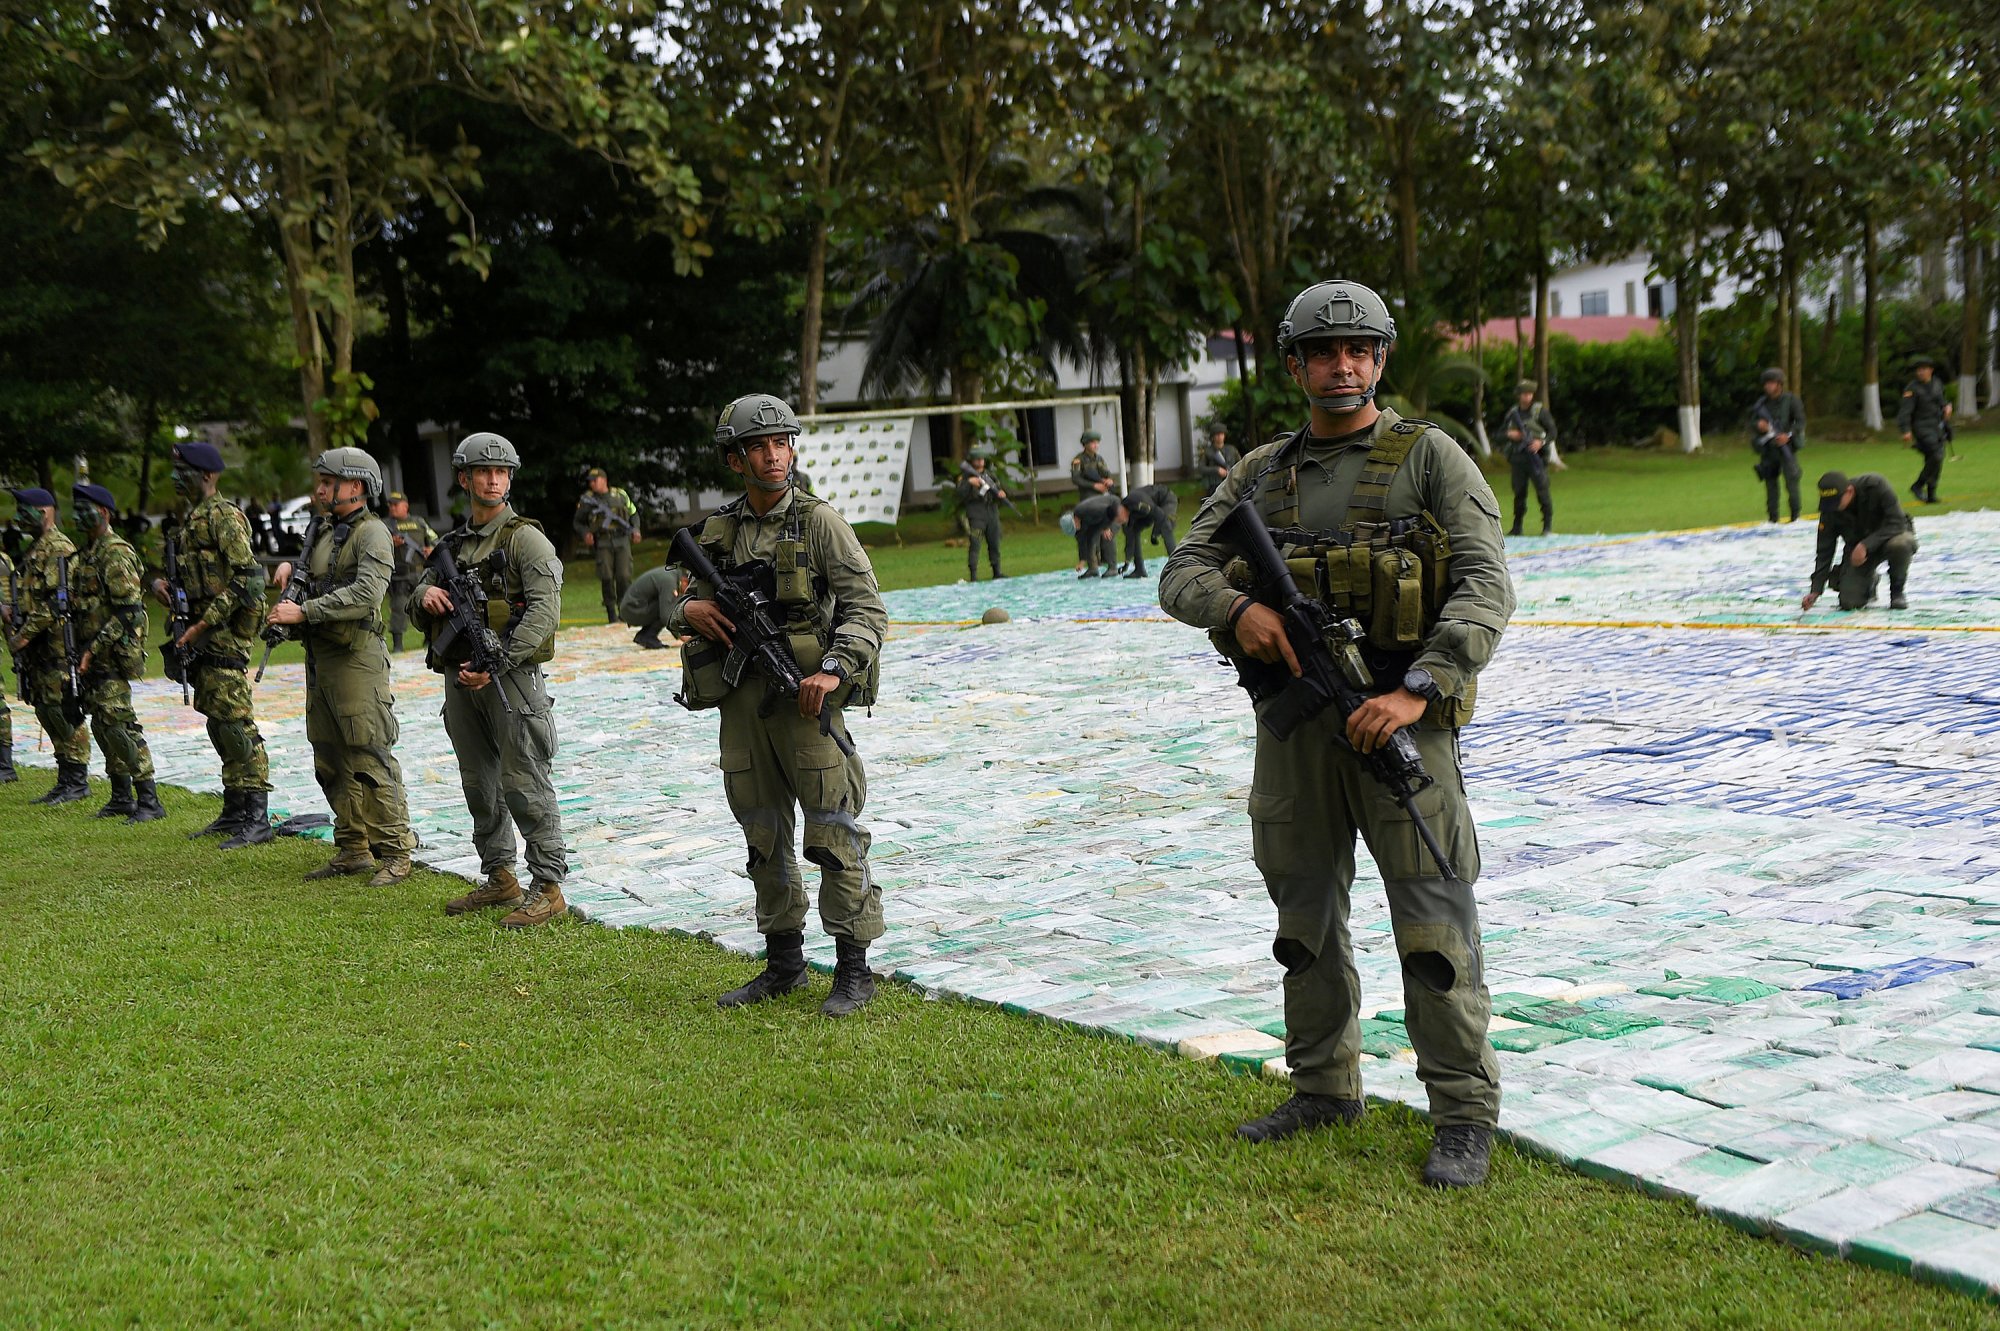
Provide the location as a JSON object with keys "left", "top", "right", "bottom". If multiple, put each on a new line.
{"left": 1223, "top": 511, "right": 1450, "bottom": 654}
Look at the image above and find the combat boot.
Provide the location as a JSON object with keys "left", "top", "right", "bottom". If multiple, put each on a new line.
{"left": 219, "top": 791, "right": 275, "bottom": 849}
{"left": 1540, "top": 522, "right": 1554, "bottom": 537}
{"left": 1507, "top": 522, "right": 1523, "bottom": 537}
{"left": 0, "top": 740, "right": 15, "bottom": 783}
{"left": 499, "top": 880, "right": 567, "bottom": 929}
{"left": 632, "top": 626, "right": 666, "bottom": 650}
{"left": 33, "top": 760, "right": 91, "bottom": 806}
{"left": 1124, "top": 565, "right": 1147, "bottom": 578}
{"left": 391, "top": 632, "right": 405, "bottom": 653}
{"left": 189, "top": 790, "right": 243, "bottom": 838}
{"left": 95, "top": 774, "right": 137, "bottom": 819}
{"left": 1235, "top": 1092, "right": 1365, "bottom": 1143}
{"left": 1422, "top": 1124, "right": 1493, "bottom": 1189}
{"left": 1890, "top": 591, "right": 1910, "bottom": 610}
{"left": 821, "top": 937, "right": 877, "bottom": 1017}
{"left": 444, "top": 867, "right": 523, "bottom": 915}
{"left": 367, "top": 854, "right": 412, "bottom": 887}
{"left": 303, "top": 848, "right": 377, "bottom": 881}
{"left": 717, "top": 929, "right": 809, "bottom": 1008}
{"left": 126, "top": 780, "right": 166, "bottom": 824}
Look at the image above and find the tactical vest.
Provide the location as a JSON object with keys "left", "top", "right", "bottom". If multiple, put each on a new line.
{"left": 1218, "top": 419, "right": 1474, "bottom": 726}
{"left": 301, "top": 510, "right": 380, "bottom": 653}
{"left": 439, "top": 514, "right": 557, "bottom": 666}
{"left": 72, "top": 535, "right": 147, "bottom": 676}
{"left": 181, "top": 497, "right": 267, "bottom": 640}
{"left": 685, "top": 491, "right": 879, "bottom": 710}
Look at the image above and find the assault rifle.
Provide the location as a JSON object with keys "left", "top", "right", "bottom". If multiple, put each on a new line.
{"left": 1215, "top": 500, "right": 1457, "bottom": 881}
{"left": 425, "top": 537, "right": 518, "bottom": 713}
{"left": 255, "top": 514, "right": 319, "bottom": 682}
{"left": 52, "top": 556, "right": 85, "bottom": 726}
{"left": 581, "top": 491, "right": 637, "bottom": 539}
{"left": 962, "top": 466, "right": 1022, "bottom": 516}
{"left": 670, "top": 526, "right": 854, "bottom": 756}
{"left": 160, "top": 530, "right": 194, "bottom": 704}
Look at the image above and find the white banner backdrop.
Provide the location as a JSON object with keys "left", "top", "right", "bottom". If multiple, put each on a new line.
{"left": 794, "top": 416, "right": 914, "bottom": 526}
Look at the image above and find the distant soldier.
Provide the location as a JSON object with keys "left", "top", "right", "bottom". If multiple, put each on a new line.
{"left": 1750, "top": 367, "right": 1805, "bottom": 523}
{"left": 1070, "top": 428, "right": 1115, "bottom": 500}
{"left": 957, "top": 444, "right": 1010, "bottom": 582}
{"left": 383, "top": 490, "right": 437, "bottom": 653}
{"left": 7, "top": 487, "right": 90, "bottom": 804}
{"left": 1069, "top": 492, "right": 1126, "bottom": 578}
{"left": 269, "top": 449, "right": 417, "bottom": 887}
{"left": 1802, "top": 471, "right": 1917, "bottom": 613}
{"left": 1899, "top": 356, "right": 1953, "bottom": 504}
{"left": 151, "top": 441, "right": 274, "bottom": 849}
{"left": 1120, "top": 484, "right": 1179, "bottom": 578}
{"left": 1499, "top": 380, "right": 1556, "bottom": 537}
{"left": 69, "top": 482, "right": 166, "bottom": 823}
{"left": 0, "top": 538, "right": 14, "bottom": 782}
{"left": 1198, "top": 423, "right": 1240, "bottom": 498}
{"left": 573, "top": 466, "right": 639, "bottom": 623}
{"left": 620, "top": 562, "right": 685, "bottom": 650}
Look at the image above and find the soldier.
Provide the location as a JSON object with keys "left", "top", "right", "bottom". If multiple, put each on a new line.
{"left": 957, "top": 445, "right": 1009, "bottom": 582}
{"left": 1899, "top": 356, "right": 1954, "bottom": 503}
{"left": 667, "top": 393, "right": 888, "bottom": 1017}
{"left": 1499, "top": 380, "right": 1557, "bottom": 537}
{"left": 383, "top": 490, "right": 437, "bottom": 653}
{"left": 620, "top": 562, "right": 686, "bottom": 650}
{"left": 267, "top": 449, "right": 418, "bottom": 886}
{"left": 1199, "top": 423, "right": 1240, "bottom": 498}
{"left": 150, "top": 441, "right": 274, "bottom": 848}
{"left": 1748, "top": 368, "right": 1805, "bottom": 523}
{"left": 69, "top": 482, "right": 166, "bottom": 823}
{"left": 573, "top": 466, "right": 639, "bottom": 623}
{"left": 1801, "top": 470, "right": 1917, "bottom": 613}
{"left": 7, "top": 487, "right": 91, "bottom": 804}
{"left": 0, "top": 533, "right": 18, "bottom": 782}
{"left": 1070, "top": 429, "right": 1117, "bottom": 573}
{"left": 1070, "top": 492, "right": 1126, "bottom": 579}
{"left": 1120, "top": 484, "right": 1179, "bottom": 578}
{"left": 412, "top": 433, "right": 569, "bottom": 927}
{"left": 1161, "top": 279, "right": 1515, "bottom": 1190}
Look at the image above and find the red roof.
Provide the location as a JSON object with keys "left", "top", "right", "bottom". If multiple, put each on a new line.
{"left": 1455, "top": 315, "right": 1662, "bottom": 347}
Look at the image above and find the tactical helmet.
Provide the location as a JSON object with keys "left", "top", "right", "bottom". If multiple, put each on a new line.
{"left": 1516, "top": 380, "right": 1538, "bottom": 396}
{"left": 968, "top": 444, "right": 997, "bottom": 461}
{"left": 453, "top": 432, "right": 521, "bottom": 470}
{"left": 1277, "top": 279, "right": 1397, "bottom": 411}
{"left": 1761, "top": 367, "right": 1785, "bottom": 385}
{"left": 1910, "top": 355, "right": 1939, "bottom": 371}
{"left": 312, "top": 446, "right": 384, "bottom": 500}
{"left": 713, "top": 394, "right": 800, "bottom": 448}
{"left": 1080, "top": 429, "right": 1102, "bottom": 445}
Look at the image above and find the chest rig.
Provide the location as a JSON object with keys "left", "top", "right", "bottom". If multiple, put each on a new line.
{"left": 301, "top": 512, "right": 377, "bottom": 651}
{"left": 441, "top": 515, "right": 556, "bottom": 665}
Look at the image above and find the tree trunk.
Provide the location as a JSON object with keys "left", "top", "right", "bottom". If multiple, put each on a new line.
{"left": 799, "top": 218, "right": 830, "bottom": 415}
{"left": 1773, "top": 245, "right": 1792, "bottom": 385}
{"left": 1861, "top": 212, "right": 1883, "bottom": 430}
{"left": 1233, "top": 319, "right": 1259, "bottom": 445}
{"left": 1514, "top": 312, "right": 1526, "bottom": 384}
{"left": 1789, "top": 298, "right": 1804, "bottom": 403}
{"left": 1960, "top": 204, "right": 1981, "bottom": 420}
{"left": 135, "top": 397, "right": 160, "bottom": 514}
{"left": 1987, "top": 241, "right": 2000, "bottom": 410}
{"left": 1674, "top": 255, "right": 1702, "bottom": 452}
{"left": 1533, "top": 258, "right": 1551, "bottom": 402}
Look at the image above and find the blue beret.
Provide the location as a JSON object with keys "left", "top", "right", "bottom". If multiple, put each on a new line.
{"left": 9, "top": 487, "right": 56, "bottom": 510}
{"left": 73, "top": 482, "right": 118, "bottom": 512}
{"left": 173, "top": 440, "right": 227, "bottom": 473}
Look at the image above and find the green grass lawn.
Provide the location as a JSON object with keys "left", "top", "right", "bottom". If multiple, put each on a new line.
{"left": 2, "top": 784, "right": 1993, "bottom": 1328}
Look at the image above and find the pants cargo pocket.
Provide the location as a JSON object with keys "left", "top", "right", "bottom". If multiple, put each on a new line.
{"left": 1372, "top": 779, "right": 1479, "bottom": 884}
{"left": 799, "top": 742, "right": 862, "bottom": 870}
{"left": 1247, "top": 787, "right": 1299, "bottom": 876}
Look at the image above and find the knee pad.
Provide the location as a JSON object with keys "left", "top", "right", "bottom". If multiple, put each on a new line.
{"left": 738, "top": 814, "right": 780, "bottom": 874}
{"left": 212, "top": 720, "right": 258, "bottom": 765}
{"left": 1272, "top": 937, "right": 1317, "bottom": 976}
{"left": 803, "top": 806, "right": 866, "bottom": 873}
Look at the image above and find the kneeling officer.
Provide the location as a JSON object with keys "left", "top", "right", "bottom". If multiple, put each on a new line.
{"left": 1801, "top": 470, "right": 1917, "bottom": 612}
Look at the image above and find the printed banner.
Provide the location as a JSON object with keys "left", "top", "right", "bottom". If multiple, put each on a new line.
{"left": 795, "top": 416, "right": 913, "bottom": 526}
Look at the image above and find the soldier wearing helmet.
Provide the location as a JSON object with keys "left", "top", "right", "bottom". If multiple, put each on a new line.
{"left": 1161, "top": 279, "right": 1515, "bottom": 1190}
{"left": 383, "top": 490, "right": 438, "bottom": 653}
{"left": 956, "top": 443, "right": 1009, "bottom": 582}
{"left": 670, "top": 392, "right": 890, "bottom": 1017}
{"left": 7, "top": 485, "right": 91, "bottom": 805}
{"left": 148, "top": 440, "right": 275, "bottom": 848}
{"left": 265, "top": 447, "right": 416, "bottom": 885}
{"left": 1069, "top": 428, "right": 1118, "bottom": 571}
{"left": 1500, "top": 379, "right": 1559, "bottom": 537}
{"left": 1198, "top": 421, "right": 1239, "bottom": 499}
{"left": 66, "top": 481, "right": 166, "bottom": 823}
{"left": 1899, "top": 356, "right": 1953, "bottom": 503}
{"left": 1750, "top": 367, "right": 1805, "bottom": 523}
{"left": 572, "top": 465, "right": 640, "bottom": 624}
{"left": 410, "top": 431, "right": 571, "bottom": 927}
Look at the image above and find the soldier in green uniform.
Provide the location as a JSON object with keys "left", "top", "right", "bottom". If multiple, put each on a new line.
{"left": 69, "top": 483, "right": 166, "bottom": 823}
{"left": 1070, "top": 429, "right": 1118, "bottom": 572}
{"left": 957, "top": 445, "right": 1009, "bottom": 582}
{"left": 1120, "top": 484, "right": 1179, "bottom": 578}
{"left": 574, "top": 467, "right": 639, "bottom": 623}
{"left": 1801, "top": 470, "right": 1917, "bottom": 612}
{"left": 620, "top": 562, "right": 686, "bottom": 650}
{"left": 7, "top": 487, "right": 91, "bottom": 804}
{"left": 267, "top": 449, "right": 418, "bottom": 886}
{"left": 669, "top": 393, "right": 889, "bottom": 1017}
{"left": 0, "top": 538, "right": 15, "bottom": 783}
{"left": 150, "top": 442, "right": 274, "bottom": 848}
{"left": 412, "top": 433, "right": 569, "bottom": 927}
{"left": 1068, "top": 492, "right": 1126, "bottom": 578}
{"left": 1199, "top": 423, "right": 1240, "bottom": 498}
{"left": 1499, "top": 380, "right": 1557, "bottom": 537}
{"left": 1161, "top": 280, "right": 1515, "bottom": 1190}
{"left": 1749, "top": 368, "right": 1806, "bottom": 523}
{"left": 384, "top": 490, "right": 438, "bottom": 653}
{"left": 1898, "top": 356, "right": 1954, "bottom": 503}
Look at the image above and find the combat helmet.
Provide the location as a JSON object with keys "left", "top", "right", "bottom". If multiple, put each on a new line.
{"left": 713, "top": 394, "right": 800, "bottom": 448}
{"left": 313, "top": 446, "right": 384, "bottom": 502}
{"left": 1277, "top": 279, "right": 1398, "bottom": 410}
{"left": 1761, "top": 367, "right": 1785, "bottom": 385}
{"left": 1516, "top": 379, "right": 1538, "bottom": 397}
{"left": 453, "top": 432, "right": 521, "bottom": 470}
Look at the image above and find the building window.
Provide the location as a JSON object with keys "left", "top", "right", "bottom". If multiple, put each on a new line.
{"left": 1552, "top": 290, "right": 1563, "bottom": 317}
{"left": 1649, "top": 283, "right": 1672, "bottom": 318}
{"left": 1624, "top": 281, "right": 1637, "bottom": 316}
{"left": 1579, "top": 289, "right": 1610, "bottom": 317}
{"left": 1025, "top": 407, "right": 1057, "bottom": 467}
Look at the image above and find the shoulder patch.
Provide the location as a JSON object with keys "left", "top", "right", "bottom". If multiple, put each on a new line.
{"left": 1391, "top": 420, "right": 1423, "bottom": 435}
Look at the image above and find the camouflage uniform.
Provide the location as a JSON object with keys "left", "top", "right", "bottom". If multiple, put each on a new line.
{"left": 180, "top": 492, "right": 270, "bottom": 794}
{"left": 73, "top": 524, "right": 154, "bottom": 785}
{"left": 0, "top": 547, "right": 15, "bottom": 780}
{"left": 14, "top": 526, "right": 90, "bottom": 768}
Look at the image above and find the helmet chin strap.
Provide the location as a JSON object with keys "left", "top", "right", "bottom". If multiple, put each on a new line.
{"left": 1306, "top": 341, "right": 1387, "bottom": 413}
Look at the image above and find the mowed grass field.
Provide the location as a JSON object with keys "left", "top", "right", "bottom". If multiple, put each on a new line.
{"left": 6, "top": 425, "right": 2000, "bottom": 1326}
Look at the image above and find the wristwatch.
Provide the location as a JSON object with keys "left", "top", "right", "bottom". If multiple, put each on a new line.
{"left": 1402, "top": 667, "right": 1442, "bottom": 701}
{"left": 820, "top": 655, "right": 849, "bottom": 682}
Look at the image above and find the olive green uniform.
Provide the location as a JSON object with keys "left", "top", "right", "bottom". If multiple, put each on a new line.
{"left": 1122, "top": 484, "right": 1179, "bottom": 575}
{"left": 574, "top": 486, "right": 639, "bottom": 619}
{"left": 1073, "top": 492, "right": 1123, "bottom": 575}
{"left": 1812, "top": 473, "right": 1917, "bottom": 610}
{"left": 1751, "top": 391, "right": 1805, "bottom": 522}
{"left": 1898, "top": 376, "right": 1950, "bottom": 501}
{"left": 619, "top": 564, "right": 680, "bottom": 637}
{"left": 1071, "top": 448, "right": 1117, "bottom": 568}
{"left": 178, "top": 493, "right": 271, "bottom": 793}
{"left": 300, "top": 508, "right": 415, "bottom": 861}
{"left": 1, "top": 549, "right": 16, "bottom": 763}
{"left": 73, "top": 528, "right": 153, "bottom": 782}
{"left": 1161, "top": 408, "right": 1515, "bottom": 1129}
{"left": 668, "top": 487, "right": 888, "bottom": 942}
{"left": 1500, "top": 402, "right": 1557, "bottom": 534}
{"left": 957, "top": 464, "right": 1005, "bottom": 580}
{"left": 412, "top": 507, "right": 567, "bottom": 886}
{"left": 1200, "top": 440, "right": 1241, "bottom": 497}
{"left": 13, "top": 528, "right": 90, "bottom": 766}
{"left": 386, "top": 513, "right": 438, "bottom": 648}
